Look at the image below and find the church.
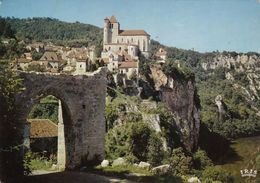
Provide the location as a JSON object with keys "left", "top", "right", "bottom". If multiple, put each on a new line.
{"left": 102, "top": 15, "right": 151, "bottom": 60}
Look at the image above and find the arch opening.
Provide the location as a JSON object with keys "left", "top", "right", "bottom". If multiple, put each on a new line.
{"left": 23, "top": 93, "right": 73, "bottom": 174}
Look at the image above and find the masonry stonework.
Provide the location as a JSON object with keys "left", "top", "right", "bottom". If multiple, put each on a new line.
{"left": 15, "top": 68, "right": 107, "bottom": 169}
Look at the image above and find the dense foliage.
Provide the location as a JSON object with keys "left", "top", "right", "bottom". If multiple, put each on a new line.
{"left": 0, "top": 61, "right": 25, "bottom": 182}
{"left": 197, "top": 69, "right": 260, "bottom": 139}
{"left": 3, "top": 17, "right": 103, "bottom": 48}
{"left": 29, "top": 95, "right": 59, "bottom": 124}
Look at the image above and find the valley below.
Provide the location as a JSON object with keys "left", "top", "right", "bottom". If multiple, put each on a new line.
{"left": 219, "top": 136, "right": 260, "bottom": 183}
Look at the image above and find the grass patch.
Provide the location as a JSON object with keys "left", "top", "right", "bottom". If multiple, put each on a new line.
{"left": 24, "top": 151, "right": 57, "bottom": 171}
{"left": 29, "top": 158, "right": 54, "bottom": 171}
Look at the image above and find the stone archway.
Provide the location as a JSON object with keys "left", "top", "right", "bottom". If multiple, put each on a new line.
{"left": 15, "top": 68, "right": 107, "bottom": 169}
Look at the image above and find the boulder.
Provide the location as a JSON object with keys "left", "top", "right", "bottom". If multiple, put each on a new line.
{"left": 112, "top": 157, "right": 126, "bottom": 166}
{"left": 100, "top": 160, "right": 109, "bottom": 167}
{"left": 133, "top": 163, "right": 139, "bottom": 167}
{"left": 138, "top": 161, "right": 151, "bottom": 169}
{"left": 188, "top": 177, "right": 201, "bottom": 183}
{"left": 152, "top": 164, "right": 170, "bottom": 175}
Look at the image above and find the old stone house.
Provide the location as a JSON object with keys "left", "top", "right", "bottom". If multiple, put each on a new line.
{"left": 118, "top": 61, "right": 139, "bottom": 79}
{"left": 156, "top": 48, "right": 167, "bottom": 63}
{"left": 39, "top": 51, "right": 63, "bottom": 72}
{"left": 28, "top": 119, "right": 58, "bottom": 154}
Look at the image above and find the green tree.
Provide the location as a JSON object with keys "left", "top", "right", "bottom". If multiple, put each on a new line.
{"left": 147, "top": 133, "right": 165, "bottom": 166}
{"left": 169, "top": 147, "right": 192, "bottom": 176}
{"left": 193, "top": 149, "right": 213, "bottom": 170}
{"left": 202, "top": 166, "right": 234, "bottom": 183}
{"left": 0, "top": 61, "right": 25, "bottom": 182}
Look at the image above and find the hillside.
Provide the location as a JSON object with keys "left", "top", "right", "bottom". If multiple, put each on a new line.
{"left": 3, "top": 17, "right": 103, "bottom": 48}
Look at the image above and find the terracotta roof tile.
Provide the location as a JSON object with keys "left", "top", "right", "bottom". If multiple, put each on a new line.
{"left": 119, "top": 61, "right": 138, "bottom": 69}
{"left": 28, "top": 119, "right": 58, "bottom": 138}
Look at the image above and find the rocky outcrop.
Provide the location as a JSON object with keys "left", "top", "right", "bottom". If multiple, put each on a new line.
{"left": 112, "top": 157, "right": 127, "bottom": 166}
{"left": 201, "top": 54, "right": 260, "bottom": 72}
{"left": 144, "top": 66, "right": 200, "bottom": 152}
{"left": 215, "top": 95, "right": 227, "bottom": 121}
{"left": 201, "top": 53, "right": 260, "bottom": 113}
{"left": 152, "top": 164, "right": 170, "bottom": 175}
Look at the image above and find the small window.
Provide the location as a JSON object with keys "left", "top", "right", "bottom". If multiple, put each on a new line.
{"left": 131, "top": 38, "right": 133, "bottom": 42}
{"left": 119, "top": 47, "right": 121, "bottom": 50}
{"left": 80, "top": 64, "right": 82, "bottom": 68}
{"left": 82, "top": 104, "right": 86, "bottom": 109}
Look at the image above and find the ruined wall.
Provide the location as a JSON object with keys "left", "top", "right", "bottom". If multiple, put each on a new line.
{"left": 15, "top": 68, "right": 107, "bottom": 169}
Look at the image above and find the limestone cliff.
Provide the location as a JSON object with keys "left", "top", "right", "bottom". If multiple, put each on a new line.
{"left": 141, "top": 65, "right": 200, "bottom": 152}
{"left": 200, "top": 53, "right": 260, "bottom": 113}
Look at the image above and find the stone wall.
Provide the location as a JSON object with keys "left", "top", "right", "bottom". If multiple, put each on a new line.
{"left": 15, "top": 67, "right": 107, "bottom": 169}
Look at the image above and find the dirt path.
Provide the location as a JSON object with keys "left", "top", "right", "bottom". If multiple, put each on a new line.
{"left": 23, "top": 171, "right": 137, "bottom": 183}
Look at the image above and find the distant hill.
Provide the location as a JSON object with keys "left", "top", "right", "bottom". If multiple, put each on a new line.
{"left": 3, "top": 17, "right": 103, "bottom": 48}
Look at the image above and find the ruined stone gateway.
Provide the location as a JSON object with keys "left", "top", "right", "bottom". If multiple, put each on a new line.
{"left": 15, "top": 67, "right": 107, "bottom": 169}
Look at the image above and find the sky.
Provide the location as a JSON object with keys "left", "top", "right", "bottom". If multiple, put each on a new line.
{"left": 0, "top": 0, "right": 260, "bottom": 53}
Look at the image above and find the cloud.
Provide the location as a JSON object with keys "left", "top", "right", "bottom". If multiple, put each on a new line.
{"left": 258, "top": 0, "right": 260, "bottom": 3}
{"left": 0, "top": 0, "right": 3, "bottom": 5}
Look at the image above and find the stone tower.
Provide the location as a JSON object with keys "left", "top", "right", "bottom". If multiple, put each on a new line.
{"left": 110, "top": 15, "right": 120, "bottom": 43}
{"left": 103, "top": 15, "right": 120, "bottom": 45}
{"left": 103, "top": 17, "right": 111, "bottom": 44}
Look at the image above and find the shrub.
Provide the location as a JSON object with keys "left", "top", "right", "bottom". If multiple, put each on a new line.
{"left": 129, "top": 122, "right": 152, "bottom": 162}
{"left": 202, "top": 166, "right": 234, "bottom": 183}
{"left": 169, "top": 147, "right": 192, "bottom": 176}
{"left": 193, "top": 149, "right": 213, "bottom": 170}
{"left": 147, "top": 133, "right": 165, "bottom": 166}
{"left": 105, "top": 122, "right": 153, "bottom": 163}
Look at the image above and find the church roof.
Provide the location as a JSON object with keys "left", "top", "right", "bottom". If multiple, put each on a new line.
{"left": 110, "top": 15, "right": 118, "bottom": 23}
{"left": 119, "top": 30, "right": 150, "bottom": 36}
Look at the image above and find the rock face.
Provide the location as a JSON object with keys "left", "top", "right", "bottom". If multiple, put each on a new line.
{"left": 215, "top": 95, "right": 227, "bottom": 121}
{"left": 146, "top": 66, "right": 200, "bottom": 152}
{"left": 201, "top": 54, "right": 260, "bottom": 72}
{"left": 112, "top": 157, "right": 127, "bottom": 166}
{"left": 201, "top": 53, "right": 260, "bottom": 114}
{"left": 101, "top": 160, "right": 109, "bottom": 167}
{"left": 201, "top": 54, "right": 260, "bottom": 101}
{"left": 138, "top": 161, "right": 151, "bottom": 169}
{"left": 152, "top": 164, "right": 170, "bottom": 175}
{"left": 15, "top": 68, "right": 107, "bottom": 169}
